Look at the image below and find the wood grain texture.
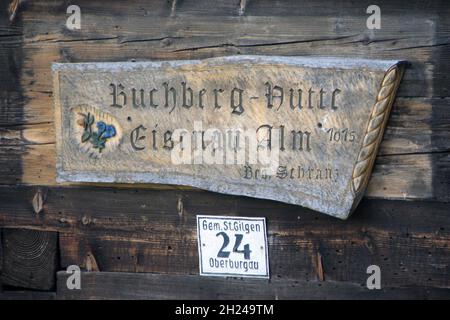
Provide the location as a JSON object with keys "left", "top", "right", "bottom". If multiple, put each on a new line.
{"left": 14, "top": 0, "right": 450, "bottom": 99}
{"left": 0, "top": 0, "right": 449, "bottom": 202}
{"left": 1, "top": 228, "right": 57, "bottom": 290}
{"left": 2, "top": 98, "right": 449, "bottom": 155}
{"left": 1, "top": 98, "right": 449, "bottom": 202}
{"left": 4, "top": 99, "right": 448, "bottom": 200}
{"left": 0, "top": 0, "right": 449, "bottom": 300}
{"left": 52, "top": 57, "right": 405, "bottom": 219}
{"left": 2, "top": 143, "right": 448, "bottom": 201}
{"left": 56, "top": 272, "right": 450, "bottom": 300}
{"left": 0, "top": 185, "right": 448, "bottom": 288}
{"left": 0, "top": 0, "right": 25, "bottom": 187}
{"left": 352, "top": 64, "right": 405, "bottom": 199}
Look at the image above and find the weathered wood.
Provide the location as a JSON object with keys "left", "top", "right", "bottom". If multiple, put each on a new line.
{"left": 1, "top": 228, "right": 57, "bottom": 290}
{"left": 57, "top": 199, "right": 450, "bottom": 288}
{"left": 1, "top": 0, "right": 449, "bottom": 127}
{"left": 2, "top": 143, "right": 448, "bottom": 202}
{"left": 0, "top": 185, "right": 448, "bottom": 288}
{"left": 1, "top": 98, "right": 449, "bottom": 203}
{"left": 1, "top": 0, "right": 449, "bottom": 202}
{"left": 52, "top": 57, "right": 406, "bottom": 219}
{"left": 0, "top": 0, "right": 24, "bottom": 187}
{"left": 0, "top": 0, "right": 449, "bottom": 300}
{"left": 14, "top": 0, "right": 450, "bottom": 92}
{"left": 56, "top": 271, "right": 450, "bottom": 300}
{"left": 3, "top": 0, "right": 448, "bottom": 126}
{"left": 366, "top": 152, "right": 450, "bottom": 201}
{"left": 18, "top": 37, "right": 445, "bottom": 98}
{"left": 380, "top": 98, "right": 450, "bottom": 156}
{"left": 3, "top": 98, "right": 450, "bottom": 156}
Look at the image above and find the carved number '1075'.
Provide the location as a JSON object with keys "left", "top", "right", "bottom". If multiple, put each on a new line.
{"left": 326, "top": 128, "right": 356, "bottom": 143}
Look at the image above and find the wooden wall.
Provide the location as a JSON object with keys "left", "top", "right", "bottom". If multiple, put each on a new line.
{"left": 0, "top": 0, "right": 449, "bottom": 299}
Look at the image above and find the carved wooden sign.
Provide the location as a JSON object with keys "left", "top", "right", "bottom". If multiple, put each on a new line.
{"left": 53, "top": 56, "right": 405, "bottom": 219}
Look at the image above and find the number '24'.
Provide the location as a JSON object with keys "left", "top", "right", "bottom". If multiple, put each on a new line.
{"left": 216, "top": 232, "right": 251, "bottom": 260}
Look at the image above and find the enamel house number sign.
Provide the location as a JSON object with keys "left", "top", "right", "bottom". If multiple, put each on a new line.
{"left": 197, "top": 215, "right": 269, "bottom": 278}
{"left": 53, "top": 55, "right": 405, "bottom": 219}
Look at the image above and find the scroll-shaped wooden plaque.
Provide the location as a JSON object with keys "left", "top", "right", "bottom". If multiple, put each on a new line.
{"left": 53, "top": 56, "right": 405, "bottom": 219}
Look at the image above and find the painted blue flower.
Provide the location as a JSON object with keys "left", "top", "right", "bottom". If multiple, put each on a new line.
{"left": 103, "top": 125, "right": 116, "bottom": 139}
{"left": 96, "top": 121, "right": 106, "bottom": 134}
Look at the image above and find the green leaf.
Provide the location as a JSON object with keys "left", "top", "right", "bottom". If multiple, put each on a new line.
{"left": 87, "top": 113, "right": 94, "bottom": 125}
{"left": 81, "top": 131, "right": 90, "bottom": 142}
{"left": 91, "top": 132, "right": 99, "bottom": 141}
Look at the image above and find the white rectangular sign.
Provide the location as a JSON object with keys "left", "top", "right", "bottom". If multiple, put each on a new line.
{"left": 197, "top": 215, "right": 269, "bottom": 279}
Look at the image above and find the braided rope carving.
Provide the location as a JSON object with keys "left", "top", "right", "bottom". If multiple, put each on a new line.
{"left": 352, "top": 64, "right": 404, "bottom": 195}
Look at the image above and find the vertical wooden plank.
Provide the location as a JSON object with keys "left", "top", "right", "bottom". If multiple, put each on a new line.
{"left": 1, "top": 228, "right": 57, "bottom": 290}
{"left": 0, "top": 0, "right": 25, "bottom": 187}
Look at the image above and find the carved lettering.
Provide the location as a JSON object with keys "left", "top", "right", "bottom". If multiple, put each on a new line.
{"left": 231, "top": 88, "right": 244, "bottom": 115}
{"left": 163, "top": 82, "right": 177, "bottom": 113}
{"left": 55, "top": 56, "right": 405, "bottom": 220}
{"left": 132, "top": 88, "right": 146, "bottom": 108}
{"left": 198, "top": 89, "right": 206, "bottom": 109}
{"left": 256, "top": 124, "right": 273, "bottom": 150}
{"left": 149, "top": 89, "right": 158, "bottom": 108}
{"left": 331, "top": 88, "right": 341, "bottom": 110}
{"left": 163, "top": 130, "right": 174, "bottom": 150}
{"left": 319, "top": 89, "right": 326, "bottom": 109}
{"left": 130, "top": 125, "right": 146, "bottom": 151}
{"left": 265, "top": 82, "right": 284, "bottom": 110}
{"left": 213, "top": 88, "right": 224, "bottom": 109}
{"left": 110, "top": 83, "right": 127, "bottom": 108}
{"left": 291, "top": 130, "right": 311, "bottom": 151}
{"left": 289, "top": 89, "right": 303, "bottom": 110}
{"left": 308, "top": 88, "right": 314, "bottom": 109}
{"left": 181, "top": 82, "right": 193, "bottom": 109}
